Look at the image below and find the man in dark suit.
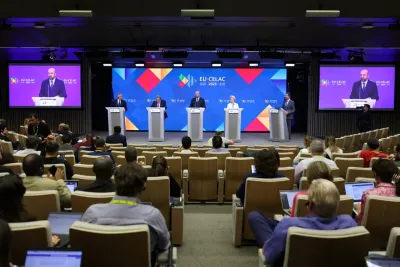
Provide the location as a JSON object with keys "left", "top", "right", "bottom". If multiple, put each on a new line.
{"left": 357, "top": 104, "right": 372, "bottom": 133}
{"left": 88, "top": 138, "right": 115, "bottom": 163}
{"left": 150, "top": 95, "right": 168, "bottom": 119}
{"left": 111, "top": 93, "right": 128, "bottom": 111}
{"left": 27, "top": 114, "right": 51, "bottom": 139}
{"left": 39, "top": 68, "right": 67, "bottom": 98}
{"left": 105, "top": 126, "right": 127, "bottom": 147}
{"left": 189, "top": 91, "right": 206, "bottom": 108}
{"left": 75, "top": 157, "right": 115, "bottom": 193}
{"left": 282, "top": 93, "right": 295, "bottom": 140}
{"left": 350, "top": 69, "right": 379, "bottom": 100}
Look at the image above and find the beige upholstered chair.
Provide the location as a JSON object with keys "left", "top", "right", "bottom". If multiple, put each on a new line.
{"left": 246, "top": 148, "right": 262, "bottom": 153}
{"left": 275, "top": 147, "right": 298, "bottom": 155}
{"left": 342, "top": 135, "right": 353, "bottom": 152}
{"left": 62, "top": 154, "right": 76, "bottom": 166}
{"left": 349, "top": 134, "right": 362, "bottom": 152}
{"left": 164, "top": 147, "right": 180, "bottom": 157}
{"left": 258, "top": 226, "right": 370, "bottom": 267}
{"left": 380, "top": 138, "right": 391, "bottom": 154}
{"left": 108, "top": 146, "right": 126, "bottom": 151}
{"left": 278, "top": 167, "right": 295, "bottom": 186}
{"left": 292, "top": 194, "right": 353, "bottom": 217}
{"left": 298, "top": 177, "right": 345, "bottom": 194}
{"left": 224, "top": 157, "right": 253, "bottom": 201}
{"left": 279, "top": 145, "right": 299, "bottom": 150}
{"left": 376, "top": 128, "right": 384, "bottom": 139}
{"left": 361, "top": 195, "right": 400, "bottom": 250}
{"left": 111, "top": 150, "right": 125, "bottom": 160}
{"left": 388, "top": 136, "right": 397, "bottom": 155}
{"left": 335, "top": 137, "right": 345, "bottom": 150}
{"left": 332, "top": 152, "right": 359, "bottom": 161}
{"left": 128, "top": 143, "right": 148, "bottom": 148}
{"left": 254, "top": 145, "right": 275, "bottom": 150}
{"left": 300, "top": 152, "right": 312, "bottom": 158}
{"left": 116, "top": 155, "right": 146, "bottom": 166}
{"left": 205, "top": 151, "right": 230, "bottom": 171}
{"left": 173, "top": 151, "right": 199, "bottom": 170}
{"left": 346, "top": 167, "right": 374, "bottom": 182}
{"left": 153, "top": 144, "right": 173, "bottom": 151}
{"left": 44, "top": 164, "right": 67, "bottom": 180}
{"left": 71, "top": 174, "right": 96, "bottom": 185}
{"left": 165, "top": 156, "right": 182, "bottom": 186}
{"left": 355, "top": 177, "right": 376, "bottom": 184}
{"left": 69, "top": 222, "right": 177, "bottom": 267}
{"left": 277, "top": 152, "right": 295, "bottom": 161}
{"left": 142, "top": 151, "right": 167, "bottom": 166}
{"left": 369, "top": 227, "right": 400, "bottom": 258}
{"left": 0, "top": 172, "right": 10, "bottom": 176}
{"left": 80, "top": 155, "right": 103, "bottom": 165}
{"left": 334, "top": 158, "right": 364, "bottom": 178}
{"left": 232, "top": 178, "right": 291, "bottom": 245}
{"left": 19, "top": 126, "right": 27, "bottom": 135}
{"left": 192, "top": 147, "right": 210, "bottom": 157}
{"left": 13, "top": 154, "right": 26, "bottom": 163}
{"left": 3, "top": 163, "right": 23, "bottom": 174}
{"left": 137, "top": 147, "right": 157, "bottom": 156}
{"left": 229, "top": 145, "right": 248, "bottom": 152}
{"left": 71, "top": 191, "right": 115, "bottom": 212}
{"left": 279, "top": 157, "right": 293, "bottom": 167}
{"left": 369, "top": 157, "right": 382, "bottom": 168}
{"left": 23, "top": 190, "right": 61, "bottom": 220}
{"left": 382, "top": 127, "right": 389, "bottom": 138}
{"left": 0, "top": 140, "right": 13, "bottom": 153}
{"left": 78, "top": 149, "right": 91, "bottom": 159}
{"left": 57, "top": 150, "right": 75, "bottom": 155}
{"left": 106, "top": 143, "right": 123, "bottom": 148}
{"left": 73, "top": 164, "right": 95, "bottom": 176}
{"left": 9, "top": 221, "right": 53, "bottom": 266}
{"left": 184, "top": 157, "right": 223, "bottom": 203}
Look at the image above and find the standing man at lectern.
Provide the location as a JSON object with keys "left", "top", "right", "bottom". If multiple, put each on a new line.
{"left": 150, "top": 95, "right": 168, "bottom": 119}
{"left": 189, "top": 91, "right": 206, "bottom": 108}
{"left": 39, "top": 68, "right": 67, "bottom": 98}
{"left": 227, "top": 95, "right": 239, "bottom": 109}
{"left": 282, "top": 93, "right": 295, "bottom": 140}
{"left": 349, "top": 69, "right": 379, "bottom": 100}
{"left": 111, "top": 93, "right": 128, "bottom": 111}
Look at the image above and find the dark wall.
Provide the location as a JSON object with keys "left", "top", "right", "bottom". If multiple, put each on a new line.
{"left": 307, "top": 60, "right": 400, "bottom": 137}
{"left": 0, "top": 60, "right": 92, "bottom": 135}
{"left": 287, "top": 67, "right": 308, "bottom": 133}
{"left": 91, "top": 65, "right": 112, "bottom": 131}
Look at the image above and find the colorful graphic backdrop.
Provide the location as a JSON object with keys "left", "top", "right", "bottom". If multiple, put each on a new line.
{"left": 112, "top": 68, "right": 287, "bottom": 131}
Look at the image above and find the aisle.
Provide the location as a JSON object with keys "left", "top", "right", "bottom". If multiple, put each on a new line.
{"left": 177, "top": 205, "right": 258, "bottom": 267}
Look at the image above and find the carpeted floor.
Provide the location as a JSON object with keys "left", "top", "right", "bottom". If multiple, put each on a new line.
{"left": 176, "top": 205, "right": 259, "bottom": 267}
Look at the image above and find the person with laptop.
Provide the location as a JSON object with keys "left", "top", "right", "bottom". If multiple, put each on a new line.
{"left": 249, "top": 179, "right": 357, "bottom": 266}
{"left": 75, "top": 157, "right": 115, "bottom": 193}
{"left": 359, "top": 138, "right": 388, "bottom": 167}
{"left": 294, "top": 139, "right": 337, "bottom": 184}
{"left": 43, "top": 141, "right": 74, "bottom": 180}
{"left": 355, "top": 159, "right": 400, "bottom": 224}
{"left": 236, "top": 149, "right": 284, "bottom": 204}
{"left": 88, "top": 138, "right": 115, "bottom": 164}
{"left": 81, "top": 163, "right": 170, "bottom": 265}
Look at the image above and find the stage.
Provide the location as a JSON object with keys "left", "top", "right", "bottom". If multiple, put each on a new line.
{"left": 93, "top": 131, "right": 306, "bottom": 147}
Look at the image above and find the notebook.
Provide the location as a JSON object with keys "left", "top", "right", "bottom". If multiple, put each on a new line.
{"left": 66, "top": 180, "right": 79, "bottom": 193}
{"left": 24, "top": 249, "right": 82, "bottom": 267}
{"left": 280, "top": 190, "right": 303, "bottom": 215}
{"left": 345, "top": 183, "right": 375, "bottom": 203}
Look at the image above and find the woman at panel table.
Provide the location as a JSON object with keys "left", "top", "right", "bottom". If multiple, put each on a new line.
{"left": 227, "top": 95, "right": 239, "bottom": 109}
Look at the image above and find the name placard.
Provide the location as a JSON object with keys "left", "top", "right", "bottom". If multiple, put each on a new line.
{"left": 39, "top": 99, "right": 57, "bottom": 106}
{"left": 191, "top": 108, "right": 201, "bottom": 113}
{"left": 228, "top": 109, "right": 239, "bottom": 114}
{"left": 269, "top": 109, "right": 279, "bottom": 114}
{"left": 151, "top": 108, "right": 161, "bottom": 113}
{"left": 110, "top": 109, "right": 120, "bottom": 113}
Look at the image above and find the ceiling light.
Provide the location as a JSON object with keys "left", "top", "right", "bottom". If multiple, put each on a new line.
{"left": 59, "top": 10, "right": 93, "bottom": 17}
{"left": 173, "top": 62, "right": 184, "bottom": 67}
{"left": 181, "top": 9, "right": 215, "bottom": 18}
{"left": 249, "top": 62, "right": 259, "bottom": 67}
{"left": 362, "top": 23, "right": 374, "bottom": 29}
{"left": 285, "top": 63, "right": 295, "bottom": 67}
{"left": 305, "top": 10, "right": 340, "bottom": 17}
{"left": 135, "top": 61, "right": 145, "bottom": 67}
{"left": 103, "top": 63, "right": 112, "bottom": 67}
{"left": 34, "top": 22, "right": 45, "bottom": 29}
{"left": 211, "top": 62, "right": 222, "bottom": 67}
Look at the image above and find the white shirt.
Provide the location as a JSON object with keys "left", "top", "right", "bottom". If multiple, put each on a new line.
{"left": 207, "top": 136, "right": 229, "bottom": 146}
{"left": 227, "top": 103, "right": 239, "bottom": 109}
{"left": 49, "top": 79, "right": 54, "bottom": 87}
{"left": 118, "top": 100, "right": 121, "bottom": 105}
{"left": 15, "top": 149, "right": 41, "bottom": 156}
{"left": 361, "top": 80, "right": 368, "bottom": 89}
{"left": 293, "top": 148, "right": 310, "bottom": 164}
{"left": 294, "top": 156, "right": 337, "bottom": 183}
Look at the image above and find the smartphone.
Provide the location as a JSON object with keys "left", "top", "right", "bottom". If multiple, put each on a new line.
{"left": 251, "top": 165, "right": 256, "bottom": 173}
{"left": 49, "top": 165, "right": 57, "bottom": 176}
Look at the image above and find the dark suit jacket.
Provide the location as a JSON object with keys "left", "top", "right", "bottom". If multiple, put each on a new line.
{"left": 282, "top": 99, "right": 295, "bottom": 120}
{"left": 88, "top": 151, "right": 115, "bottom": 164}
{"left": 106, "top": 133, "right": 127, "bottom": 147}
{"left": 75, "top": 180, "right": 115, "bottom": 193}
{"left": 350, "top": 80, "right": 379, "bottom": 100}
{"left": 357, "top": 110, "right": 372, "bottom": 133}
{"left": 39, "top": 78, "right": 67, "bottom": 98}
{"left": 43, "top": 157, "right": 74, "bottom": 180}
{"left": 0, "top": 166, "right": 14, "bottom": 175}
{"left": 0, "top": 134, "right": 19, "bottom": 150}
{"left": 111, "top": 99, "right": 128, "bottom": 112}
{"left": 150, "top": 100, "right": 168, "bottom": 118}
{"left": 27, "top": 122, "right": 51, "bottom": 139}
{"left": 189, "top": 97, "right": 206, "bottom": 108}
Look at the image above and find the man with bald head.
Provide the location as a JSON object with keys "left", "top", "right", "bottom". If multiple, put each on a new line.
{"left": 189, "top": 91, "right": 206, "bottom": 108}
{"left": 75, "top": 156, "right": 116, "bottom": 193}
{"left": 350, "top": 69, "right": 379, "bottom": 100}
{"left": 39, "top": 68, "right": 67, "bottom": 98}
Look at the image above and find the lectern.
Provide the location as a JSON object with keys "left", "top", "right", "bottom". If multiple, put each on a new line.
{"left": 146, "top": 107, "right": 165, "bottom": 141}
{"left": 32, "top": 97, "right": 65, "bottom": 107}
{"left": 186, "top": 108, "right": 205, "bottom": 141}
{"left": 105, "top": 107, "right": 125, "bottom": 136}
{"left": 268, "top": 107, "right": 289, "bottom": 142}
{"left": 224, "top": 108, "right": 243, "bottom": 142}
{"left": 342, "top": 99, "right": 376, "bottom": 109}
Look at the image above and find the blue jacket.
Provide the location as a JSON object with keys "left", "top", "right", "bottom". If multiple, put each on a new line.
{"left": 282, "top": 99, "right": 295, "bottom": 120}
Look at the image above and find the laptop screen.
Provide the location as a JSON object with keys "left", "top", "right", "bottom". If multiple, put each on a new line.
{"left": 48, "top": 213, "right": 82, "bottom": 235}
{"left": 280, "top": 191, "right": 302, "bottom": 209}
{"left": 345, "top": 183, "right": 375, "bottom": 202}
{"left": 66, "top": 180, "right": 79, "bottom": 193}
{"left": 25, "top": 249, "right": 82, "bottom": 267}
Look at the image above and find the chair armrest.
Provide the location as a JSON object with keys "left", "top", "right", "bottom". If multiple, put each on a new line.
{"left": 217, "top": 169, "right": 225, "bottom": 204}
{"left": 368, "top": 251, "right": 386, "bottom": 256}
{"left": 273, "top": 214, "right": 284, "bottom": 222}
{"left": 182, "top": 169, "right": 189, "bottom": 204}
{"left": 157, "top": 246, "right": 177, "bottom": 265}
{"left": 171, "top": 194, "right": 184, "bottom": 246}
{"left": 232, "top": 200, "right": 244, "bottom": 247}
{"left": 232, "top": 194, "right": 241, "bottom": 215}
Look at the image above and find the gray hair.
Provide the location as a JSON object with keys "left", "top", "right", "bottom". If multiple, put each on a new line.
{"left": 307, "top": 179, "right": 340, "bottom": 217}
{"left": 230, "top": 95, "right": 236, "bottom": 101}
{"left": 117, "top": 93, "right": 122, "bottom": 96}
{"left": 310, "top": 139, "right": 325, "bottom": 155}
{"left": 156, "top": 95, "right": 161, "bottom": 99}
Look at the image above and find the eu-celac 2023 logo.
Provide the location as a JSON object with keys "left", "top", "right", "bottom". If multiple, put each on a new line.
{"left": 320, "top": 79, "right": 329, "bottom": 86}
{"left": 178, "top": 74, "right": 196, "bottom": 88}
{"left": 10, "top": 78, "right": 18, "bottom": 84}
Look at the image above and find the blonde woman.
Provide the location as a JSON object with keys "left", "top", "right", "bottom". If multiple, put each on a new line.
{"left": 325, "top": 136, "right": 343, "bottom": 160}
{"left": 293, "top": 136, "right": 313, "bottom": 164}
{"left": 227, "top": 95, "right": 239, "bottom": 109}
{"left": 290, "top": 161, "right": 333, "bottom": 217}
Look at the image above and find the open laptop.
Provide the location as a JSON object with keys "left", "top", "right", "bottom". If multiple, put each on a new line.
{"left": 345, "top": 182, "right": 375, "bottom": 215}
{"left": 66, "top": 180, "right": 79, "bottom": 193}
{"left": 48, "top": 212, "right": 83, "bottom": 247}
{"left": 280, "top": 190, "right": 303, "bottom": 216}
{"left": 24, "top": 248, "right": 82, "bottom": 267}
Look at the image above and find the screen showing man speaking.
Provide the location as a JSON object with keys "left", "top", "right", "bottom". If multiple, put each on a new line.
{"left": 318, "top": 65, "right": 395, "bottom": 110}
{"left": 8, "top": 63, "right": 82, "bottom": 108}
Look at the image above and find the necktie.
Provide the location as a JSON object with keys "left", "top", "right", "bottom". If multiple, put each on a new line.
{"left": 118, "top": 100, "right": 120, "bottom": 106}
{"left": 196, "top": 98, "right": 199, "bottom": 102}
{"left": 286, "top": 101, "right": 289, "bottom": 107}
{"left": 50, "top": 80, "right": 53, "bottom": 87}
{"left": 362, "top": 82, "right": 365, "bottom": 89}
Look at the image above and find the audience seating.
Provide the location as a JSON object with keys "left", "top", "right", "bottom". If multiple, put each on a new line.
{"left": 227, "top": 147, "right": 240, "bottom": 157}
{"left": 13, "top": 154, "right": 26, "bottom": 162}
{"left": 279, "top": 157, "right": 293, "bottom": 167}
{"left": 236, "top": 151, "right": 244, "bottom": 157}
{"left": 342, "top": 135, "right": 353, "bottom": 152}
{"left": 58, "top": 150, "right": 75, "bottom": 155}
{"left": 69, "top": 222, "right": 177, "bottom": 267}
{"left": 205, "top": 151, "right": 230, "bottom": 171}
{"left": 71, "top": 174, "right": 96, "bottom": 185}
{"left": 173, "top": 151, "right": 199, "bottom": 170}
{"left": 350, "top": 134, "right": 362, "bottom": 152}
{"left": 369, "top": 157, "right": 381, "bottom": 168}
{"left": 275, "top": 147, "right": 298, "bottom": 155}
{"left": 232, "top": 177, "right": 291, "bottom": 245}
{"left": 137, "top": 147, "right": 157, "bottom": 156}
{"left": 299, "top": 152, "right": 312, "bottom": 158}
{"left": 115, "top": 155, "right": 146, "bottom": 166}
{"left": 0, "top": 172, "right": 9, "bottom": 176}
{"left": 246, "top": 148, "right": 262, "bottom": 153}
{"left": 301, "top": 166, "right": 339, "bottom": 178}
{"left": 71, "top": 191, "right": 115, "bottom": 212}
{"left": 254, "top": 145, "right": 275, "bottom": 150}
{"left": 258, "top": 226, "right": 370, "bottom": 267}
{"left": 111, "top": 150, "right": 125, "bottom": 160}
{"left": 63, "top": 154, "right": 76, "bottom": 166}
{"left": 80, "top": 155, "right": 104, "bottom": 165}
{"left": 299, "top": 177, "right": 345, "bottom": 194}
{"left": 0, "top": 139, "right": 13, "bottom": 153}
{"left": 335, "top": 137, "right": 345, "bottom": 149}
{"left": 376, "top": 129, "right": 384, "bottom": 139}
{"left": 192, "top": 147, "right": 210, "bottom": 157}
{"left": 164, "top": 147, "right": 180, "bottom": 157}
{"left": 3, "top": 162, "right": 23, "bottom": 174}
{"left": 224, "top": 157, "right": 253, "bottom": 201}
{"left": 108, "top": 146, "right": 126, "bottom": 151}
{"left": 380, "top": 138, "right": 391, "bottom": 154}
{"left": 18, "top": 126, "right": 27, "bottom": 135}
{"left": 142, "top": 151, "right": 167, "bottom": 165}
{"left": 153, "top": 144, "right": 172, "bottom": 151}
{"left": 229, "top": 145, "right": 248, "bottom": 152}
{"left": 277, "top": 152, "right": 295, "bottom": 161}
{"left": 346, "top": 167, "right": 375, "bottom": 182}
{"left": 106, "top": 143, "right": 123, "bottom": 148}
{"left": 278, "top": 167, "right": 295, "bottom": 186}
{"left": 9, "top": 220, "right": 53, "bottom": 266}
{"left": 79, "top": 149, "right": 91, "bottom": 159}
{"left": 369, "top": 227, "right": 400, "bottom": 258}
{"left": 332, "top": 152, "right": 359, "bottom": 161}
{"left": 388, "top": 136, "right": 398, "bottom": 155}
{"left": 23, "top": 190, "right": 61, "bottom": 220}
{"left": 128, "top": 143, "right": 148, "bottom": 148}
{"left": 165, "top": 156, "right": 182, "bottom": 185}
{"left": 44, "top": 164, "right": 67, "bottom": 180}
{"left": 73, "top": 164, "right": 95, "bottom": 176}
{"left": 334, "top": 158, "right": 364, "bottom": 178}
{"left": 382, "top": 127, "right": 389, "bottom": 138}
{"left": 361, "top": 195, "right": 400, "bottom": 250}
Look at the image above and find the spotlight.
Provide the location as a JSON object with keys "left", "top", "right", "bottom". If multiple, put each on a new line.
{"left": 135, "top": 61, "right": 145, "bottom": 67}
{"left": 173, "top": 62, "right": 184, "bottom": 67}
{"left": 285, "top": 62, "right": 295, "bottom": 67}
{"left": 211, "top": 61, "right": 222, "bottom": 67}
{"left": 362, "top": 22, "right": 374, "bottom": 29}
{"left": 248, "top": 62, "right": 259, "bottom": 67}
{"left": 103, "top": 63, "right": 112, "bottom": 67}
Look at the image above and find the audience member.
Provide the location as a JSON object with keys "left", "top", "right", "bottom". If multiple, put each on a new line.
{"left": 290, "top": 161, "right": 333, "bottom": 217}
{"left": 81, "top": 163, "right": 170, "bottom": 264}
{"left": 75, "top": 157, "right": 115, "bottom": 193}
{"left": 148, "top": 156, "right": 181, "bottom": 198}
{"left": 56, "top": 123, "right": 65, "bottom": 135}
{"left": 294, "top": 139, "right": 337, "bottom": 184}
{"left": 248, "top": 179, "right": 357, "bottom": 266}
{"left": 359, "top": 138, "right": 388, "bottom": 167}
{"left": 106, "top": 126, "right": 127, "bottom": 147}
{"left": 273, "top": 150, "right": 280, "bottom": 167}
{"left": 0, "top": 124, "right": 20, "bottom": 150}
{"left": 0, "top": 119, "right": 6, "bottom": 125}
{"left": 394, "top": 144, "right": 400, "bottom": 167}
{"left": 43, "top": 141, "right": 73, "bottom": 180}
{"left": 177, "top": 136, "right": 193, "bottom": 153}
{"left": 356, "top": 159, "right": 400, "bottom": 224}
{"left": 324, "top": 136, "right": 343, "bottom": 160}
{"left": 59, "top": 134, "right": 79, "bottom": 162}
{"left": 207, "top": 131, "right": 233, "bottom": 147}
{"left": 0, "top": 218, "right": 12, "bottom": 267}
{"left": 15, "top": 135, "right": 41, "bottom": 156}
{"left": 293, "top": 136, "right": 313, "bottom": 164}
{"left": 236, "top": 149, "right": 284, "bottom": 204}
{"left": 125, "top": 146, "right": 138, "bottom": 164}
{"left": 27, "top": 114, "right": 51, "bottom": 139}
{"left": 0, "top": 152, "right": 15, "bottom": 165}
{"left": 60, "top": 124, "right": 78, "bottom": 145}
{"left": 208, "top": 136, "right": 229, "bottom": 153}
{"left": 22, "top": 154, "right": 71, "bottom": 208}
{"left": 74, "top": 133, "right": 94, "bottom": 149}
{"left": 88, "top": 138, "right": 115, "bottom": 163}
{"left": 0, "top": 152, "right": 14, "bottom": 175}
